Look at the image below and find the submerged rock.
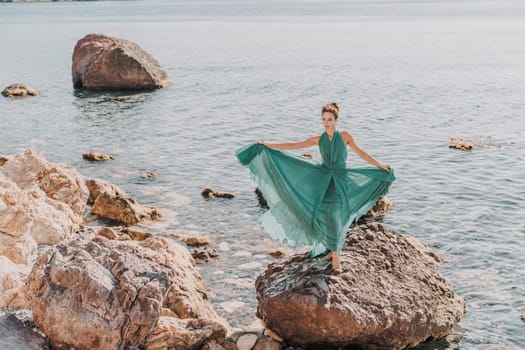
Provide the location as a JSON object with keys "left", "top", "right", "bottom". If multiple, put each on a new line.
{"left": 201, "top": 187, "right": 236, "bottom": 199}
{"left": 449, "top": 137, "right": 474, "bottom": 151}
{"left": 72, "top": 33, "right": 169, "bottom": 90}
{"left": 363, "top": 196, "right": 392, "bottom": 219}
{"left": 26, "top": 228, "right": 228, "bottom": 350}
{"left": 86, "top": 178, "right": 161, "bottom": 224}
{"left": 1, "top": 83, "right": 38, "bottom": 97}
{"left": 82, "top": 151, "right": 115, "bottom": 161}
{"left": 255, "top": 223, "right": 466, "bottom": 350}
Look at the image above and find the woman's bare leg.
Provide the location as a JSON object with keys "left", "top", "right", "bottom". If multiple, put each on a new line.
{"left": 332, "top": 252, "right": 340, "bottom": 270}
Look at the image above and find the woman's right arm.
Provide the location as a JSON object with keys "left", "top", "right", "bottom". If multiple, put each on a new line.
{"left": 261, "top": 136, "right": 319, "bottom": 150}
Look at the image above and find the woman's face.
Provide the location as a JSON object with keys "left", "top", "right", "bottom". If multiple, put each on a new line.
{"left": 322, "top": 112, "right": 337, "bottom": 130}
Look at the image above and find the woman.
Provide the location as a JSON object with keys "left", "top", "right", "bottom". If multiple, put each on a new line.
{"left": 236, "top": 103, "right": 395, "bottom": 271}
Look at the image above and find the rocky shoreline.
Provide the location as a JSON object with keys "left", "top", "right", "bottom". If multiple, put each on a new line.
{"left": 0, "top": 148, "right": 467, "bottom": 349}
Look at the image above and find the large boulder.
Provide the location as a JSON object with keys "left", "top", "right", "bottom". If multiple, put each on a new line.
{"left": 86, "top": 178, "right": 161, "bottom": 225}
{"left": 255, "top": 223, "right": 466, "bottom": 350}
{"left": 26, "top": 227, "right": 228, "bottom": 350}
{"left": 72, "top": 33, "right": 169, "bottom": 90}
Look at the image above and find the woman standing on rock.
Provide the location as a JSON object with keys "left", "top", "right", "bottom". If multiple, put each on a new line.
{"left": 236, "top": 103, "right": 395, "bottom": 270}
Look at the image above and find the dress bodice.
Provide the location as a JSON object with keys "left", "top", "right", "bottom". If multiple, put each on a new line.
{"left": 319, "top": 130, "right": 347, "bottom": 170}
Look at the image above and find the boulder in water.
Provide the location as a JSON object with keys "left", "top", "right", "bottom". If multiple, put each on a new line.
{"left": 72, "top": 33, "right": 169, "bottom": 90}
{"left": 255, "top": 223, "right": 466, "bottom": 349}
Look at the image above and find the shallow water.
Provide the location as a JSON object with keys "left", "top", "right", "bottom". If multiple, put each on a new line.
{"left": 1, "top": 1, "right": 525, "bottom": 348}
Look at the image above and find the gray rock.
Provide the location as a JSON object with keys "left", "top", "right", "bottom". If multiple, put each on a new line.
{"left": 0, "top": 314, "right": 48, "bottom": 350}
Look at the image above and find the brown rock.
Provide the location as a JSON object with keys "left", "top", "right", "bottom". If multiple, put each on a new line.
{"left": 1, "top": 83, "right": 38, "bottom": 97}
{"left": 0, "top": 149, "right": 88, "bottom": 265}
{"left": 449, "top": 136, "right": 474, "bottom": 151}
{"left": 82, "top": 151, "right": 115, "bottom": 161}
{"left": 183, "top": 236, "right": 214, "bottom": 247}
{"left": 87, "top": 178, "right": 161, "bottom": 224}
{"left": 0, "top": 314, "right": 48, "bottom": 350}
{"left": 201, "top": 187, "right": 235, "bottom": 199}
{"left": 123, "top": 228, "right": 152, "bottom": 241}
{"left": 144, "top": 317, "right": 226, "bottom": 350}
{"left": 255, "top": 224, "right": 466, "bottom": 350}
{"left": 365, "top": 196, "right": 392, "bottom": 218}
{"left": 254, "top": 337, "right": 282, "bottom": 350}
{"left": 72, "top": 33, "right": 169, "bottom": 90}
{"left": 266, "top": 249, "right": 286, "bottom": 259}
{"left": 27, "top": 229, "right": 227, "bottom": 350}
{"left": 192, "top": 247, "right": 219, "bottom": 262}
{"left": 255, "top": 188, "right": 269, "bottom": 209}
{"left": 95, "top": 226, "right": 118, "bottom": 240}
{"left": 221, "top": 339, "right": 239, "bottom": 350}
{"left": 0, "top": 156, "right": 10, "bottom": 166}
{"left": 202, "top": 340, "right": 228, "bottom": 350}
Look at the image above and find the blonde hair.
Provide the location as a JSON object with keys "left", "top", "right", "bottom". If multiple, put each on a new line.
{"left": 322, "top": 102, "right": 339, "bottom": 119}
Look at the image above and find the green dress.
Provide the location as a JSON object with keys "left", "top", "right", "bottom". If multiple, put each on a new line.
{"left": 236, "top": 130, "right": 395, "bottom": 257}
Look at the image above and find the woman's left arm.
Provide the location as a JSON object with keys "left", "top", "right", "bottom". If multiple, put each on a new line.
{"left": 341, "top": 131, "right": 390, "bottom": 172}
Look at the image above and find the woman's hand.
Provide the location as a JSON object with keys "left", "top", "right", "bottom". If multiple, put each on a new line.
{"left": 380, "top": 164, "right": 391, "bottom": 172}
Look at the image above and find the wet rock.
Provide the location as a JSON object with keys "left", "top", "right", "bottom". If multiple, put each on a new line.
{"left": 183, "top": 236, "right": 214, "bottom": 247}
{"left": 192, "top": 247, "right": 219, "bottom": 262}
{"left": 255, "top": 188, "right": 269, "bottom": 208}
{"left": 449, "top": 136, "right": 474, "bottom": 151}
{"left": 255, "top": 224, "right": 466, "bottom": 350}
{"left": 82, "top": 151, "right": 115, "bottom": 161}
{"left": 144, "top": 317, "right": 226, "bottom": 350}
{"left": 449, "top": 135, "right": 502, "bottom": 150}
{"left": 86, "top": 178, "right": 161, "bottom": 224}
{"left": 266, "top": 249, "right": 287, "bottom": 259}
{"left": 0, "top": 314, "right": 48, "bottom": 350}
{"left": 521, "top": 311, "right": 525, "bottom": 322}
{"left": 72, "top": 33, "right": 169, "bottom": 90}
{"left": 237, "top": 333, "right": 258, "bottom": 350}
{"left": 201, "top": 187, "right": 236, "bottom": 199}
{"left": 26, "top": 229, "right": 227, "bottom": 349}
{"left": 1, "top": 83, "right": 38, "bottom": 97}
{"left": 364, "top": 196, "right": 392, "bottom": 218}
{"left": 140, "top": 170, "right": 158, "bottom": 179}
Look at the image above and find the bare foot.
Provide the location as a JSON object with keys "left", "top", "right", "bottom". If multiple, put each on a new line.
{"left": 322, "top": 251, "right": 333, "bottom": 261}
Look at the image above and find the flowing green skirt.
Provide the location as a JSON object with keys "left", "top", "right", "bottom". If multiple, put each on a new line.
{"left": 237, "top": 143, "right": 395, "bottom": 257}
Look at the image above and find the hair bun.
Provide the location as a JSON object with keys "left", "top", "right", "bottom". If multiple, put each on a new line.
{"left": 330, "top": 102, "right": 339, "bottom": 111}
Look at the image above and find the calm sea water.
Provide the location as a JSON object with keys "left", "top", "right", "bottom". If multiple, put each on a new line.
{"left": 1, "top": 1, "right": 525, "bottom": 348}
